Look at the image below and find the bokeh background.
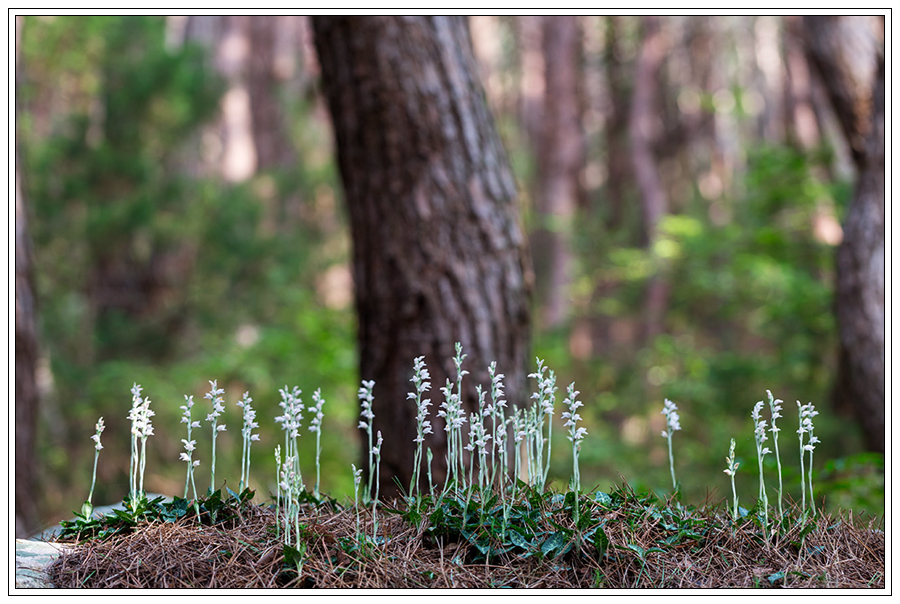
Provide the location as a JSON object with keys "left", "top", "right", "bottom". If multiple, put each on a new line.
{"left": 13, "top": 15, "right": 885, "bottom": 537}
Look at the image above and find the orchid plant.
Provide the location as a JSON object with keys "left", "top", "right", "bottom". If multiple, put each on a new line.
{"left": 660, "top": 399, "right": 681, "bottom": 491}
{"left": 83, "top": 417, "right": 105, "bottom": 517}
{"left": 179, "top": 395, "right": 201, "bottom": 500}
{"left": 204, "top": 380, "right": 226, "bottom": 491}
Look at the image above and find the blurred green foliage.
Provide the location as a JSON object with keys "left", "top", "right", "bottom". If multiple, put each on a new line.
{"left": 20, "top": 16, "right": 357, "bottom": 526}
{"left": 18, "top": 16, "right": 881, "bottom": 531}
{"left": 535, "top": 141, "right": 878, "bottom": 517}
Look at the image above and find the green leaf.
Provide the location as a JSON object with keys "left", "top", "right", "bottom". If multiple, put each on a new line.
{"left": 540, "top": 532, "right": 565, "bottom": 557}
{"left": 282, "top": 543, "right": 306, "bottom": 568}
{"left": 593, "top": 492, "right": 612, "bottom": 507}
{"left": 594, "top": 526, "right": 609, "bottom": 560}
{"left": 507, "top": 528, "right": 532, "bottom": 551}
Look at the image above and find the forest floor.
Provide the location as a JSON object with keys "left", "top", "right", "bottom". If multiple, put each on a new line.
{"left": 40, "top": 485, "right": 886, "bottom": 590}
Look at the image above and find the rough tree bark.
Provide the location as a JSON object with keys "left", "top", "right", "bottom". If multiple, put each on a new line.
{"left": 803, "top": 16, "right": 884, "bottom": 453}
{"left": 15, "top": 14, "right": 40, "bottom": 537}
{"left": 312, "top": 16, "right": 532, "bottom": 498}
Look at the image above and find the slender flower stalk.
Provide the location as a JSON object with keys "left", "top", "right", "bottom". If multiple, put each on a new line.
{"left": 437, "top": 378, "right": 467, "bottom": 494}
{"left": 488, "top": 362, "right": 508, "bottom": 489}
{"left": 797, "top": 401, "right": 820, "bottom": 513}
{"left": 724, "top": 438, "right": 740, "bottom": 521}
{"left": 562, "top": 384, "right": 587, "bottom": 493}
{"left": 307, "top": 389, "right": 325, "bottom": 498}
{"left": 278, "top": 455, "right": 301, "bottom": 546}
{"left": 371, "top": 430, "right": 383, "bottom": 541}
{"left": 84, "top": 417, "right": 105, "bottom": 517}
{"left": 127, "top": 383, "right": 154, "bottom": 510}
{"left": 438, "top": 344, "right": 469, "bottom": 493}
{"left": 752, "top": 400, "right": 771, "bottom": 529}
{"left": 408, "top": 356, "right": 432, "bottom": 500}
{"left": 204, "top": 380, "right": 226, "bottom": 491}
{"left": 562, "top": 383, "right": 587, "bottom": 526}
{"left": 660, "top": 399, "right": 681, "bottom": 491}
{"left": 473, "top": 386, "right": 492, "bottom": 494}
{"left": 426, "top": 448, "right": 435, "bottom": 499}
{"left": 464, "top": 413, "right": 478, "bottom": 510}
{"left": 511, "top": 406, "right": 526, "bottom": 498}
{"left": 358, "top": 380, "right": 375, "bottom": 502}
{"left": 528, "top": 358, "right": 557, "bottom": 490}
{"left": 352, "top": 463, "right": 363, "bottom": 538}
{"left": 274, "top": 445, "right": 282, "bottom": 540}
{"left": 237, "top": 391, "right": 260, "bottom": 492}
{"left": 275, "top": 386, "right": 304, "bottom": 493}
{"left": 766, "top": 391, "right": 784, "bottom": 518}
{"left": 179, "top": 395, "right": 202, "bottom": 500}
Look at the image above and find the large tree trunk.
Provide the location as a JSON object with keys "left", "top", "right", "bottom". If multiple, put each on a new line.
{"left": 15, "top": 15, "right": 40, "bottom": 538}
{"left": 803, "top": 16, "right": 884, "bottom": 452}
{"left": 312, "top": 16, "right": 532, "bottom": 498}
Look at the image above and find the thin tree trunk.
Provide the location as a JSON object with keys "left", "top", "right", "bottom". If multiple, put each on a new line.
{"left": 533, "top": 16, "right": 584, "bottom": 329}
{"left": 803, "top": 16, "right": 884, "bottom": 452}
{"left": 313, "top": 16, "right": 532, "bottom": 498}
{"left": 629, "top": 15, "right": 670, "bottom": 342}
{"left": 15, "top": 14, "right": 40, "bottom": 537}
{"left": 247, "top": 16, "right": 294, "bottom": 171}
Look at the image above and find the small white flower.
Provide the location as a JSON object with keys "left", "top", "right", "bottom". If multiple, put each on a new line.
{"left": 91, "top": 417, "right": 105, "bottom": 451}
{"left": 661, "top": 399, "right": 681, "bottom": 435}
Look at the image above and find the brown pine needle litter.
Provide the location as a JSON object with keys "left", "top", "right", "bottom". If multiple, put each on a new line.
{"left": 47, "top": 494, "right": 884, "bottom": 589}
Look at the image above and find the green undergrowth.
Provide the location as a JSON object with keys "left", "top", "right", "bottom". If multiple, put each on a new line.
{"left": 54, "top": 478, "right": 878, "bottom": 588}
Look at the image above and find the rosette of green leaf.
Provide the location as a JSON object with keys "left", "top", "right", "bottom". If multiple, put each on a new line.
{"left": 307, "top": 389, "right": 325, "bottom": 498}
{"left": 204, "top": 380, "right": 226, "bottom": 491}
{"left": 237, "top": 391, "right": 260, "bottom": 493}
{"left": 83, "top": 417, "right": 105, "bottom": 518}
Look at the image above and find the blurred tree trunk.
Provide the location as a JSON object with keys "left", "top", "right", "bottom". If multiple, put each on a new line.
{"left": 313, "top": 16, "right": 532, "bottom": 498}
{"left": 247, "top": 16, "right": 295, "bottom": 171}
{"left": 782, "top": 16, "right": 824, "bottom": 150}
{"left": 629, "top": 15, "right": 670, "bottom": 341}
{"left": 603, "top": 16, "right": 634, "bottom": 233}
{"left": 517, "top": 16, "right": 544, "bottom": 150}
{"left": 15, "top": 14, "right": 40, "bottom": 537}
{"left": 803, "top": 16, "right": 884, "bottom": 453}
{"left": 532, "top": 16, "right": 584, "bottom": 329}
